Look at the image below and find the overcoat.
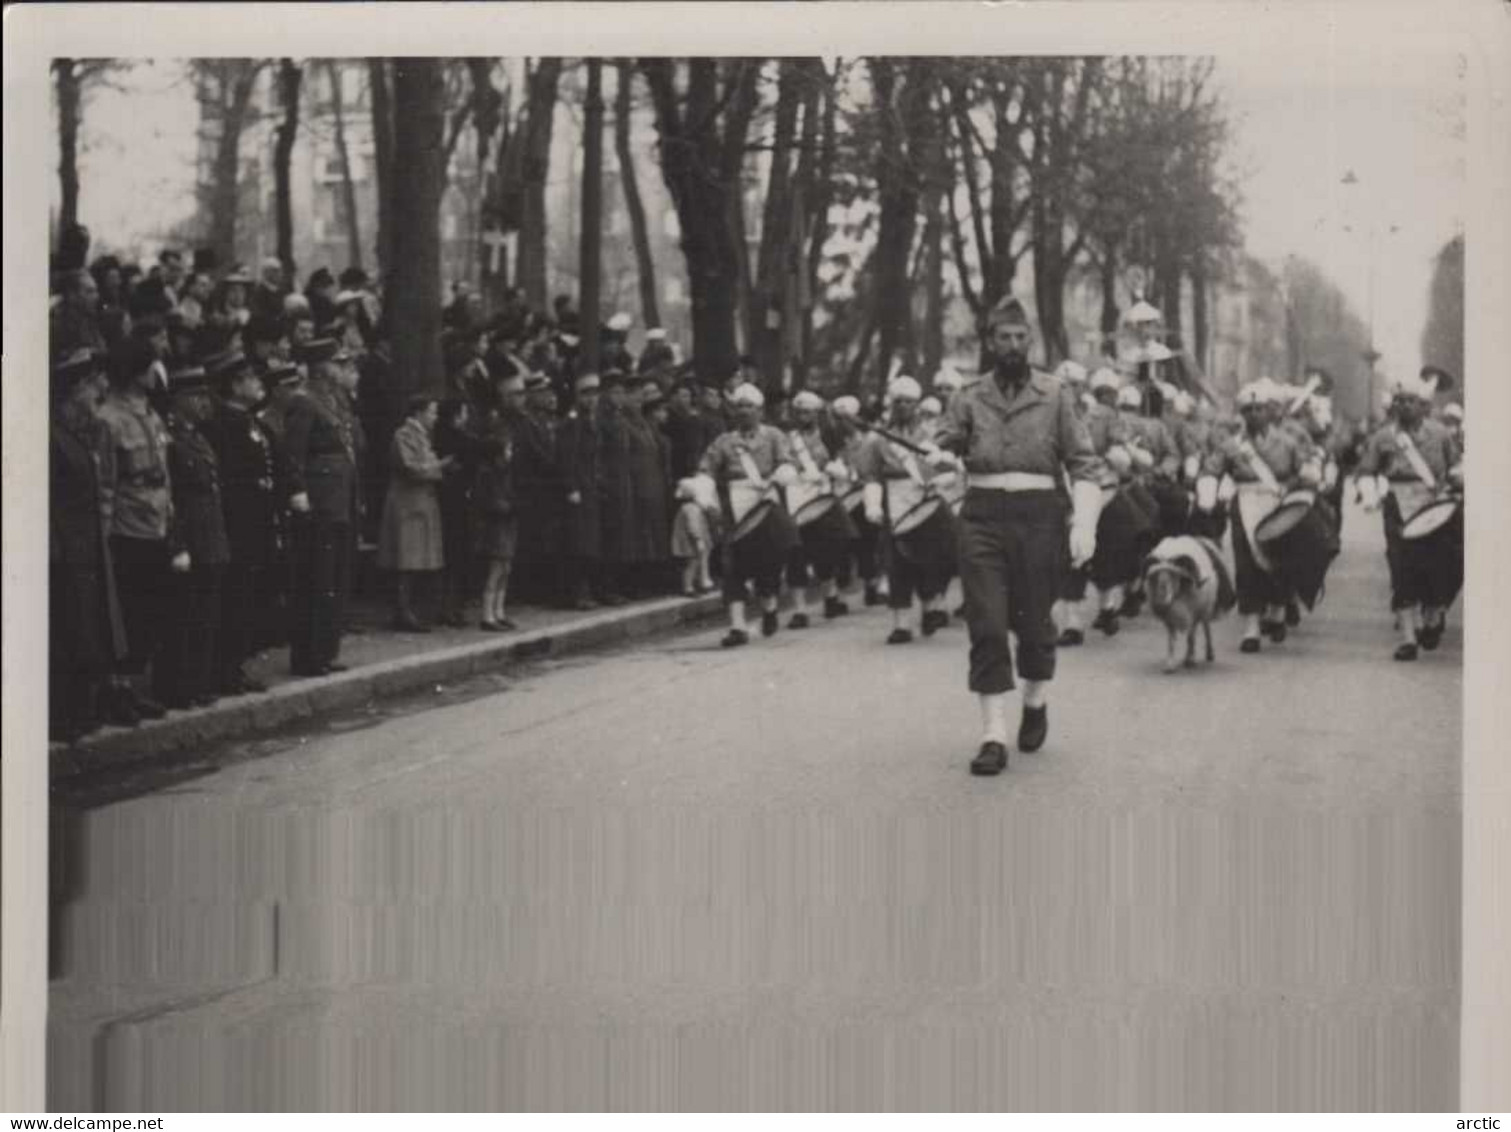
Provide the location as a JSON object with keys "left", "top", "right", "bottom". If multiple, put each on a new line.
{"left": 377, "top": 417, "right": 445, "bottom": 571}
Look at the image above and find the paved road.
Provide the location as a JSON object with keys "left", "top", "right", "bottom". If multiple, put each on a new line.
{"left": 48, "top": 501, "right": 1461, "bottom": 1110}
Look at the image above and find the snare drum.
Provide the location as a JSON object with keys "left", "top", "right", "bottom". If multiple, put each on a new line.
{"left": 1255, "top": 488, "right": 1338, "bottom": 610}
{"left": 1091, "top": 487, "right": 1157, "bottom": 588}
{"left": 794, "top": 493, "right": 858, "bottom": 547}
{"left": 1401, "top": 496, "right": 1461, "bottom": 541}
{"left": 728, "top": 498, "right": 799, "bottom": 579}
{"left": 1400, "top": 494, "right": 1463, "bottom": 608}
{"left": 890, "top": 495, "right": 959, "bottom": 574}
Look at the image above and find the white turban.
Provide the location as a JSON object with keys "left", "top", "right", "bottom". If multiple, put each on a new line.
{"left": 1441, "top": 402, "right": 1464, "bottom": 421}
{"left": 1125, "top": 300, "right": 1162, "bottom": 325}
{"left": 1090, "top": 367, "right": 1122, "bottom": 393}
{"left": 831, "top": 395, "right": 861, "bottom": 420}
{"left": 1236, "top": 381, "right": 1267, "bottom": 408}
{"left": 607, "top": 312, "right": 633, "bottom": 332}
{"left": 887, "top": 375, "right": 922, "bottom": 402}
{"left": 731, "top": 382, "right": 765, "bottom": 408}
{"left": 1172, "top": 391, "right": 1195, "bottom": 417}
{"left": 1055, "top": 360, "right": 1089, "bottom": 385}
{"left": 1156, "top": 380, "right": 1179, "bottom": 402}
{"left": 919, "top": 396, "right": 942, "bottom": 416}
{"left": 791, "top": 390, "right": 824, "bottom": 412}
{"left": 1116, "top": 385, "right": 1143, "bottom": 410}
{"left": 933, "top": 365, "right": 965, "bottom": 392}
{"left": 1391, "top": 373, "right": 1433, "bottom": 402}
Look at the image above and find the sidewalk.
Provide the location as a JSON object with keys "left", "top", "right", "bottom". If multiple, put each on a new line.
{"left": 52, "top": 590, "right": 725, "bottom": 776}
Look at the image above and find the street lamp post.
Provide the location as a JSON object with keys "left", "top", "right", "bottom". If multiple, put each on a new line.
{"left": 1341, "top": 169, "right": 1400, "bottom": 424}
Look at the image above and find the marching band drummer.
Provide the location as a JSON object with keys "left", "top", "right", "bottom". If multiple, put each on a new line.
{"left": 1194, "top": 378, "right": 1323, "bottom": 654}
{"left": 925, "top": 296, "right": 1106, "bottom": 777}
{"left": 782, "top": 389, "right": 855, "bottom": 626}
{"left": 855, "top": 375, "right": 959, "bottom": 646}
{"left": 830, "top": 395, "right": 888, "bottom": 608}
{"left": 1080, "top": 368, "right": 1138, "bottom": 636}
{"left": 1355, "top": 373, "right": 1463, "bottom": 660}
{"left": 693, "top": 382, "right": 800, "bottom": 649}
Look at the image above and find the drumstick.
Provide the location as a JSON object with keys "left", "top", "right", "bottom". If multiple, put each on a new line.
{"left": 1285, "top": 375, "right": 1322, "bottom": 416}
{"left": 850, "top": 419, "right": 935, "bottom": 457}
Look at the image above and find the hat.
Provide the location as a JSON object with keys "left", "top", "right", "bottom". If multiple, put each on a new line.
{"left": 339, "top": 267, "right": 370, "bottom": 289}
{"left": 919, "top": 396, "right": 943, "bottom": 416}
{"left": 51, "top": 348, "right": 101, "bottom": 387}
{"left": 600, "top": 368, "right": 626, "bottom": 388}
{"left": 557, "top": 332, "right": 580, "bottom": 348}
{"left": 791, "top": 390, "right": 824, "bottom": 412}
{"left": 985, "top": 294, "right": 1030, "bottom": 330}
{"left": 167, "top": 363, "right": 210, "bottom": 392}
{"left": 283, "top": 293, "right": 312, "bottom": 316}
{"left": 335, "top": 290, "right": 364, "bottom": 307}
{"left": 607, "top": 312, "right": 633, "bottom": 333}
{"left": 265, "top": 362, "right": 302, "bottom": 387}
{"left": 831, "top": 395, "right": 861, "bottom": 420}
{"left": 204, "top": 348, "right": 254, "bottom": 381}
{"left": 1116, "top": 385, "right": 1143, "bottom": 410}
{"left": 307, "top": 267, "right": 335, "bottom": 291}
{"left": 294, "top": 337, "right": 347, "bottom": 366}
{"left": 1090, "top": 367, "right": 1121, "bottom": 393}
{"left": 645, "top": 327, "right": 667, "bottom": 341}
{"left": 1391, "top": 373, "right": 1433, "bottom": 402}
{"left": 1055, "top": 360, "right": 1089, "bottom": 385}
{"left": 223, "top": 265, "right": 253, "bottom": 286}
{"left": 1419, "top": 365, "right": 1456, "bottom": 394}
{"left": 933, "top": 365, "right": 966, "bottom": 391}
{"left": 1125, "top": 300, "right": 1162, "bottom": 325}
{"left": 523, "top": 373, "right": 551, "bottom": 392}
{"left": 260, "top": 256, "right": 284, "bottom": 274}
{"left": 1441, "top": 402, "right": 1464, "bottom": 421}
{"left": 887, "top": 375, "right": 923, "bottom": 402}
{"left": 1236, "top": 381, "right": 1268, "bottom": 408}
{"left": 1141, "top": 341, "right": 1175, "bottom": 363}
{"left": 730, "top": 382, "right": 765, "bottom": 408}
{"left": 641, "top": 388, "right": 666, "bottom": 411}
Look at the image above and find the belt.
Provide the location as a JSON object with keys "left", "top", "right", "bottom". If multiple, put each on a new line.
{"left": 969, "top": 472, "right": 1057, "bottom": 492}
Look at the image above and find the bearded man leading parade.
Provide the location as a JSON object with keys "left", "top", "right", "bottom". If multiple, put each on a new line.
{"left": 925, "top": 296, "right": 1107, "bottom": 777}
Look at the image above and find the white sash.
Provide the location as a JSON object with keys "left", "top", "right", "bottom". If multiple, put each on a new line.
{"left": 727, "top": 479, "right": 766, "bottom": 525}
{"left": 1393, "top": 429, "right": 1437, "bottom": 490}
{"left": 787, "top": 430, "right": 831, "bottom": 511}
{"left": 885, "top": 477, "right": 925, "bottom": 520}
{"left": 790, "top": 430, "right": 826, "bottom": 482}
{"left": 888, "top": 440, "right": 926, "bottom": 486}
{"left": 1392, "top": 481, "right": 1435, "bottom": 520}
{"left": 1237, "top": 438, "right": 1282, "bottom": 494}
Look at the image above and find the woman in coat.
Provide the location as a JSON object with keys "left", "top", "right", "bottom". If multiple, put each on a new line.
{"left": 376, "top": 396, "right": 450, "bottom": 630}
{"left": 473, "top": 374, "right": 526, "bottom": 631}
{"left": 432, "top": 398, "right": 481, "bottom": 626}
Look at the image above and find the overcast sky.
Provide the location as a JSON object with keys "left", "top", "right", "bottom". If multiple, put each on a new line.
{"left": 60, "top": 48, "right": 1465, "bottom": 382}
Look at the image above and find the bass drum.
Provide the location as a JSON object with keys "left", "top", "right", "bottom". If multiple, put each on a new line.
{"left": 794, "top": 494, "right": 858, "bottom": 550}
{"left": 1401, "top": 495, "right": 1463, "bottom": 609}
{"left": 1091, "top": 487, "right": 1157, "bottom": 589}
{"left": 890, "top": 496, "right": 959, "bottom": 574}
{"left": 729, "top": 499, "right": 800, "bottom": 579}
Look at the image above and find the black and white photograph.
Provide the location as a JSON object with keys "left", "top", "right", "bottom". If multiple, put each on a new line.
{"left": 3, "top": 0, "right": 1509, "bottom": 1115}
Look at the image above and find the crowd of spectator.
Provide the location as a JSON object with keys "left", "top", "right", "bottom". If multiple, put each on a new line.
{"left": 47, "top": 225, "right": 786, "bottom": 744}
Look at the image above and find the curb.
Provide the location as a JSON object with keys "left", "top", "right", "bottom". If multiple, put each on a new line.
{"left": 53, "top": 594, "right": 725, "bottom": 776}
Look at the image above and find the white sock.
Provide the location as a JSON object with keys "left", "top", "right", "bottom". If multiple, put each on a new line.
{"left": 1244, "top": 613, "right": 1261, "bottom": 639}
{"left": 791, "top": 588, "right": 808, "bottom": 615}
{"left": 1022, "top": 679, "right": 1048, "bottom": 710}
{"left": 763, "top": 596, "right": 779, "bottom": 615}
{"left": 1400, "top": 605, "right": 1419, "bottom": 645}
{"left": 1103, "top": 585, "right": 1123, "bottom": 612}
{"left": 822, "top": 580, "right": 838, "bottom": 600}
{"left": 1063, "top": 603, "right": 1082, "bottom": 631}
{"left": 892, "top": 607, "right": 910, "bottom": 631}
{"left": 979, "top": 693, "right": 1010, "bottom": 746}
{"left": 728, "top": 600, "right": 748, "bottom": 632}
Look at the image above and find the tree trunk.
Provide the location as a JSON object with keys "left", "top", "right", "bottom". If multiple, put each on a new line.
{"left": 54, "top": 60, "right": 82, "bottom": 242}
{"left": 518, "top": 58, "right": 563, "bottom": 310}
{"left": 796, "top": 59, "right": 834, "bottom": 385}
{"left": 367, "top": 58, "right": 396, "bottom": 281}
{"left": 1191, "top": 257, "right": 1210, "bottom": 372}
{"left": 870, "top": 60, "right": 929, "bottom": 388}
{"left": 917, "top": 82, "right": 947, "bottom": 378}
{"left": 1098, "top": 250, "right": 1120, "bottom": 358}
{"left": 206, "top": 63, "right": 261, "bottom": 270}
{"left": 614, "top": 61, "right": 660, "bottom": 330}
{"left": 325, "top": 61, "right": 362, "bottom": 271}
{"left": 466, "top": 59, "right": 507, "bottom": 315}
{"left": 389, "top": 59, "right": 447, "bottom": 401}
{"left": 273, "top": 60, "right": 302, "bottom": 283}
{"left": 753, "top": 59, "right": 802, "bottom": 388}
{"left": 579, "top": 58, "right": 605, "bottom": 377}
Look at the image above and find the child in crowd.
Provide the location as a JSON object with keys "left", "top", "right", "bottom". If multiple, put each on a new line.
{"left": 671, "top": 476, "right": 717, "bottom": 597}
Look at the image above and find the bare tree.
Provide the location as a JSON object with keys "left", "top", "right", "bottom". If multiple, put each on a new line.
{"left": 751, "top": 59, "right": 803, "bottom": 387}
{"left": 580, "top": 58, "right": 605, "bottom": 375}
{"left": 51, "top": 58, "right": 130, "bottom": 248}
{"left": 389, "top": 59, "right": 447, "bottom": 400}
{"left": 614, "top": 61, "right": 660, "bottom": 331}
{"left": 516, "top": 58, "right": 563, "bottom": 309}
{"left": 325, "top": 61, "right": 363, "bottom": 271}
{"left": 273, "top": 59, "right": 303, "bottom": 282}
{"left": 367, "top": 59, "right": 396, "bottom": 281}
{"left": 190, "top": 59, "right": 267, "bottom": 268}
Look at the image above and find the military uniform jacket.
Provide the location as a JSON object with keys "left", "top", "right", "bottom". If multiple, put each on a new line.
{"left": 698, "top": 424, "right": 795, "bottom": 484}
{"left": 284, "top": 380, "right": 364, "bottom": 525}
{"left": 165, "top": 414, "right": 231, "bottom": 566}
{"left": 1119, "top": 410, "right": 1181, "bottom": 480}
{"left": 787, "top": 426, "right": 835, "bottom": 479}
{"left": 98, "top": 389, "right": 173, "bottom": 541}
{"left": 1202, "top": 425, "right": 1316, "bottom": 488}
{"left": 51, "top": 403, "right": 115, "bottom": 568}
{"left": 1356, "top": 418, "right": 1460, "bottom": 485}
{"left": 853, "top": 421, "right": 944, "bottom": 485}
{"left": 1083, "top": 402, "right": 1131, "bottom": 456}
{"left": 933, "top": 368, "right": 1106, "bottom": 486}
{"left": 210, "top": 403, "right": 280, "bottom": 565}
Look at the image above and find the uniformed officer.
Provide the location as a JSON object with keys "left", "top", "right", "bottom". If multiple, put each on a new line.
{"left": 783, "top": 388, "right": 855, "bottom": 626}
{"left": 207, "top": 349, "right": 288, "bottom": 694}
{"left": 155, "top": 363, "right": 232, "bottom": 709}
{"left": 1194, "top": 378, "right": 1322, "bottom": 653}
{"left": 283, "top": 338, "right": 365, "bottom": 676}
{"left": 855, "top": 375, "right": 960, "bottom": 645}
{"left": 693, "top": 383, "right": 799, "bottom": 647}
{"left": 928, "top": 296, "right": 1106, "bottom": 776}
{"left": 1356, "top": 373, "right": 1463, "bottom": 659}
{"left": 97, "top": 337, "right": 177, "bottom": 721}
{"left": 829, "top": 395, "right": 887, "bottom": 608}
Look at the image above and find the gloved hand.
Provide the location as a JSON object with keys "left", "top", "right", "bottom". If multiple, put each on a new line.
{"left": 1069, "top": 479, "right": 1101, "bottom": 568}
{"left": 921, "top": 444, "right": 959, "bottom": 470}
{"left": 824, "top": 460, "right": 849, "bottom": 482}
{"left": 1194, "top": 475, "right": 1219, "bottom": 513}
{"left": 1297, "top": 461, "right": 1322, "bottom": 488}
{"left": 1358, "top": 474, "right": 1381, "bottom": 512}
{"left": 289, "top": 492, "right": 311, "bottom": 514}
{"left": 863, "top": 481, "right": 884, "bottom": 527}
{"left": 771, "top": 464, "right": 798, "bottom": 487}
{"left": 170, "top": 551, "right": 191, "bottom": 573}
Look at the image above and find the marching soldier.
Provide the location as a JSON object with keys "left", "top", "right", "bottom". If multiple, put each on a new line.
{"left": 1050, "top": 360, "right": 1094, "bottom": 645}
{"left": 693, "top": 383, "right": 800, "bottom": 648}
{"left": 155, "top": 363, "right": 231, "bottom": 709}
{"left": 1194, "top": 379, "right": 1323, "bottom": 653}
{"left": 207, "top": 349, "right": 289, "bottom": 694}
{"left": 830, "top": 395, "right": 887, "bottom": 608}
{"left": 782, "top": 389, "right": 856, "bottom": 626}
{"left": 928, "top": 296, "right": 1107, "bottom": 776}
{"left": 1356, "top": 373, "right": 1463, "bottom": 659}
{"left": 855, "top": 376, "right": 960, "bottom": 647}
{"left": 559, "top": 372, "right": 606, "bottom": 610}
{"left": 283, "top": 338, "right": 365, "bottom": 676}
{"left": 1080, "top": 372, "right": 1141, "bottom": 635}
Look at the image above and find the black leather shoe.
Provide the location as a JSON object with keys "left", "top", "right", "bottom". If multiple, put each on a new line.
{"left": 1268, "top": 622, "right": 1287, "bottom": 644}
{"left": 823, "top": 598, "right": 849, "bottom": 619}
{"left": 788, "top": 612, "right": 811, "bottom": 630}
{"left": 1285, "top": 601, "right": 1301, "bottom": 627}
{"left": 922, "top": 610, "right": 950, "bottom": 635}
{"left": 886, "top": 627, "right": 914, "bottom": 645}
{"left": 1121, "top": 592, "right": 1144, "bottom": 617}
{"left": 761, "top": 611, "right": 779, "bottom": 637}
{"left": 1093, "top": 609, "right": 1120, "bottom": 636}
{"left": 1418, "top": 624, "right": 1443, "bottom": 651}
{"left": 1240, "top": 636, "right": 1261, "bottom": 654}
{"left": 970, "top": 741, "right": 1008, "bottom": 776}
{"left": 1018, "top": 705, "right": 1048, "bottom": 753}
{"left": 1393, "top": 642, "right": 1419, "bottom": 662}
{"left": 721, "top": 628, "right": 750, "bottom": 648}
{"left": 1058, "top": 627, "right": 1084, "bottom": 647}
